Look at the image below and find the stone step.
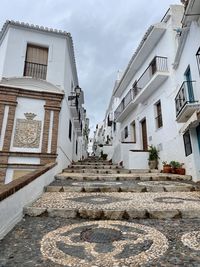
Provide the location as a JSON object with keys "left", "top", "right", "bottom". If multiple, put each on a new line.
{"left": 24, "top": 191, "right": 200, "bottom": 220}
{"left": 45, "top": 180, "right": 197, "bottom": 193}
{"left": 74, "top": 161, "right": 113, "bottom": 165}
{"left": 67, "top": 164, "right": 123, "bottom": 169}
{"left": 55, "top": 172, "right": 192, "bottom": 182}
{"left": 63, "top": 168, "right": 149, "bottom": 174}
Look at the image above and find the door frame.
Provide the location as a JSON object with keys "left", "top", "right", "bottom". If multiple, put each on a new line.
{"left": 140, "top": 118, "right": 148, "bottom": 151}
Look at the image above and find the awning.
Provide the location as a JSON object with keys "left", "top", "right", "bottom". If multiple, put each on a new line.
{"left": 180, "top": 110, "right": 200, "bottom": 134}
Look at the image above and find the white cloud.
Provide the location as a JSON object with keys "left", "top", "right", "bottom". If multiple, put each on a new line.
{"left": 0, "top": 0, "right": 181, "bottom": 133}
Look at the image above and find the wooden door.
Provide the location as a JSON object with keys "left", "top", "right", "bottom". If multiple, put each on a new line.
{"left": 141, "top": 119, "right": 148, "bottom": 151}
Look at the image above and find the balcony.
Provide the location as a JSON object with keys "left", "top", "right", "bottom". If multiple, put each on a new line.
{"left": 24, "top": 61, "right": 47, "bottom": 80}
{"left": 175, "top": 81, "right": 200, "bottom": 123}
{"left": 76, "top": 121, "right": 83, "bottom": 137}
{"left": 114, "top": 56, "right": 169, "bottom": 122}
{"left": 69, "top": 92, "right": 79, "bottom": 117}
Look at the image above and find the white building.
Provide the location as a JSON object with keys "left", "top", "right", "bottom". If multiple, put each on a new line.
{"left": 98, "top": 1, "right": 200, "bottom": 181}
{"left": 0, "top": 20, "right": 89, "bottom": 184}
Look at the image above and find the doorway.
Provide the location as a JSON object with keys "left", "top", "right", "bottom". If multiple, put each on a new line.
{"left": 141, "top": 118, "right": 148, "bottom": 151}
{"left": 185, "top": 66, "right": 194, "bottom": 102}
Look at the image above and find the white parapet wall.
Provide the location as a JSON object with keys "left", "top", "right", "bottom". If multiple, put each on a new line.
{"left": 0, "top": 163, "right": 58, "bottom": 240}
{"left": 128, "top": 150, "right": 149, "bottom": 170}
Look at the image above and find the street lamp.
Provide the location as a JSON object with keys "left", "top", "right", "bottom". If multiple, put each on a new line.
{"left": 75, "top": 85, "right": 81, "bottom": 97}
{"left": 68, "top": 85, "right": 81, "bottom": 100}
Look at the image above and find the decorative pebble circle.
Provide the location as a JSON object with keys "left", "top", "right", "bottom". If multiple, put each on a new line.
{"left": 154, "top": 197, "right": 200, "bottom": 204}
{"left": 80, "top": 228, "right": 122, "bottom": 243}
{"left": 138, "top": 181, "right": 191, "bottom": 187}
{"left": 40, "top": 221, "right": 169, "bottom": 267}
{"left": 181, "top": 231, "right": 200, "bottom": 251}
{"left": 72, "top": 182, "right": 122, "bottom": 187}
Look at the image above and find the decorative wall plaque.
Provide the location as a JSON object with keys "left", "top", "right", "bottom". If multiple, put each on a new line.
{"left": 13, "top": 113, "right": 42, "bottom": 148}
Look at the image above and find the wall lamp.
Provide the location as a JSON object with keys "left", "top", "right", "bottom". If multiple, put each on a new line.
{"left": 68, "top": 85, "right": 81, "bottom": 100}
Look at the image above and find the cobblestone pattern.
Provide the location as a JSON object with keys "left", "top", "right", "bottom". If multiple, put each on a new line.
{"left": 24, "top": 192, "right": 200, "bottom": 219}
{"left": 1, "top": 217, "right": 200, "bottom": 266}
{"left": 46, "top": 180, "right": 196, "bottom": 193}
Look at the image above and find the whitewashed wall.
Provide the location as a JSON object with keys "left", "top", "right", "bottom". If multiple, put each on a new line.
{"left": 0, "top": 164, "right": 58, "bottom": 240}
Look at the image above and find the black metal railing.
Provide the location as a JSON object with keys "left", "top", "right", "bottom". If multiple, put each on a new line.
{"left": 24, "top": 61, "right": 47, "bottom": 80}
{"left": 69, "top": 92, "right": 79, "bottom": 111}
{"left": 175, "top": 81, "right": 197, "bottom": 117}
{"left": 114, "top": 56, "right": 168, "bottom": 121}
{"left": 137, "top": 56, "right": 168, "bottom": 89}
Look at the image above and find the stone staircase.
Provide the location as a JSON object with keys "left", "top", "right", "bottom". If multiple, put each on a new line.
{"left": 24, "top": 157, "right": 200, "bottom": 220}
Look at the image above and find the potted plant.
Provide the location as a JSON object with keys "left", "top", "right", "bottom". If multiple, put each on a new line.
{"left": 162, "top": 161, "right": 172, "bottom": 173}
{"left": 100, "top": 151, "right": 108, "bottom": 160}
{"left": 169, "top": 161, "right": 186, "bottom": 174}
{"left": 148, "top": 145, "right": 159, "bottom": 169}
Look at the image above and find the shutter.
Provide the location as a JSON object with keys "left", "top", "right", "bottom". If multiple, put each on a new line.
{"left": 26, "top": 45, "right": 48, "bottom": 65}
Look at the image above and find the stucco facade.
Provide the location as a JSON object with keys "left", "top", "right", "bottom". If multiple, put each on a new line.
{"left": 98, "top": 2, "right": 200, "bottom": 181}
{"left": 0, "top": 21, "right": 89, "bottom": 184}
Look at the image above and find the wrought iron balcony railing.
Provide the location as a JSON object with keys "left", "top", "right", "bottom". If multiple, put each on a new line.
{"left": 114, "top": 56, "right": 168, "bottom": 121}
{"left": 24, "top": 61, "right": 47, "bottom": 80}
{"left": 175, "top": 81, "right": 197, "bottom": 117}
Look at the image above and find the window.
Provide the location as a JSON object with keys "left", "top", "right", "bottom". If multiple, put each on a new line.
{"left": 113, "top": 122, "right": 116, "bottom": 132}
{"left": 24, "top": 44, "right": 48, "bottom": 79}
{"left": 130, "top": 121, "right": 136, "bottom": 142}
{"left": 76, "top": 140, "right": 78, "bottom": 155}
{"left": 183, "top": 130, "right": 192, "bottom": 156}
{"left": 124, "top": 126, "right": 128, "bottom": 139}
{"left": 196, "top": 47, "right": 200, "bottom": 75}
{"left": 155, "top": 101, "right": 163, "bottom": 129}
{"left": 69, "top": 120, "right": 72, "bottom": 141}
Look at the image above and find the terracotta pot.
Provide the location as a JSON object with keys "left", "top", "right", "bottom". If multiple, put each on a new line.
{"left": 163, "top": 165, "right": 172, "bottom": 173}
{"left": 149, "top": 160, "right": 158, "bottom": 169}
{"left": 175, "top": 168, "right": 186, "bottom": 175}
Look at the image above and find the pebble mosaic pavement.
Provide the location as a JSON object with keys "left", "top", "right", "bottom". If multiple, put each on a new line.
{"left": 1, "top": 217, "right": 200, "bottom": 266}
{"left": 1, "top": 158, "right": 200, "bottom": 266}
{"left": 29, "top": 191, "right": 200, "bottom": 212}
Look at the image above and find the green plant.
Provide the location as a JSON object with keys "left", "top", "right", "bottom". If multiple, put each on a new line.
{"left": 170, "top": 161, "right": 181, "bottom": 169}
{"left": 162, "top": 161, "right": 170, "bottom": 166}
{"left": 148, "top": 145, "right": 159, "bottom": 161}
{"left": 100, "top": 151, "right": 108, "bottom": 160}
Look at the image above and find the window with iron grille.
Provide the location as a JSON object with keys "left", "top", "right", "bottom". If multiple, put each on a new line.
{"left": 196, "top": 47, "right": 200, "bottom": 75}
{"left": 24, "top": 44, "right": 48, "bottom": 79}
{"left": 131, "top": 121, "right": 136, "bottom": 143}
{"left": 155, "top": 101, "right": 163, "bottom": 129}
{"left": 124, "top": 126, "right": 128, "bottom": 139}
{"left": 113, "top": 122, "right": 116, "bottom": 132}
{"left": 69, "top": 120, "right": 72, "bottom": 141}
{"left": 183, "top": 130, "right": 192, "bottom": 156}
{"left": 76, "top": 140, "right": 78, "bottom": 155}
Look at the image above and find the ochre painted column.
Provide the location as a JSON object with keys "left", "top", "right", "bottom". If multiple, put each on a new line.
{"left": 51, "top": 110, "right": 60, "bottom": 154}
{"left": 41, "top": 109, "right": 51, "bottom": 154}
{"left": 0, "top": 104, "right": 5, "bottom": 134}
{"left": 2, "top": 103, "right": 17, "bottom": 151}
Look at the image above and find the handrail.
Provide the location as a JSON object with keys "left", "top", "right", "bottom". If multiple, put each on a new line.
{"left": 24, "top": 61, "right": 47, "bottom": 80}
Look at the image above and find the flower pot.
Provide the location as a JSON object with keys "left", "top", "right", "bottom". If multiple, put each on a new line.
{"left": 175, "top": 168, "right": 186, "bottom": 175}
{"left": 163, "top": 165, "right": 172, "bottom": 173}
{"left": 149, "top": 160, "right": 158, "bottom": 169}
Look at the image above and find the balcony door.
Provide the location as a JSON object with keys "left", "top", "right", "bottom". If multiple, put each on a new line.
{"left": 185, "top": 66, "right": 194, "bottom": 102}
{"left": 24, "top": 44, "right": 48, "bottom": 80}
{"left": 141, "top": 118, "right": 148, "bottom": 151}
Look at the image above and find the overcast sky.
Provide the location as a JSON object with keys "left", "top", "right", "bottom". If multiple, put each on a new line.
{"left": 0, "top": 0, "right": 180, "bottom": 133}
